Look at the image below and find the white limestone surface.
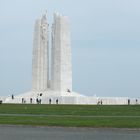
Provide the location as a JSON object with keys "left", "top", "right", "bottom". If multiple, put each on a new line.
{"left": 32, "top": 13, "right": 49, "bottom": 92}
{"left": 51, "top": 12, "right": 72, "bottom": 92}
{"left": 3, "top": 91, "right": 138, "bottom": 105}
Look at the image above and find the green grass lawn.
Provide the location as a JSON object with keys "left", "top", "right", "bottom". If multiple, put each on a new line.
{"left": 0, "top": 104, "right": 140, "bottom": 128}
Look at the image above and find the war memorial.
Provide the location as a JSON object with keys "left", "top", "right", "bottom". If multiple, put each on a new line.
{"left": 1, "top": 12, "right": 139, "bottom": 105}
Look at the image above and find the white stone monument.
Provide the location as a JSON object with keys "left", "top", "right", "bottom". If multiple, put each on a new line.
{"left": 32, "top": 12, "right": 72, "bottom": 94}
{"left": 51, "top": 12, "right": 72, "bottom": 93}
{"left": 32, "top": 13, "right": 49, "bottom": 92}
{"left": 3, "top": 11, "right": 130, "bottom": 105}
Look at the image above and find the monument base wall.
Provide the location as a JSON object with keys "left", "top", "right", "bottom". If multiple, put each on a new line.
{"left": 2, "top": 91, "right": 139, "bottom": 105}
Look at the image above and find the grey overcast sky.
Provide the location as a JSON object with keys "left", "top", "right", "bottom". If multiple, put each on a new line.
{"left": 0, "top": 0, "right": 140, "bottom": 97}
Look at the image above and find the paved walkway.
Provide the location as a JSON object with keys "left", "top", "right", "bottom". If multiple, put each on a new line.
{"left": 0, "top": 113, "right": 140, "bottom": 118}
{"left": 0, "top": 125, "right": 140, "bottom": 140}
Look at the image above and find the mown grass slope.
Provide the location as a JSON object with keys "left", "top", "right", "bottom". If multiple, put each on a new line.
{"left": 0, "top": 104, "right": 140, "bottom": 128}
